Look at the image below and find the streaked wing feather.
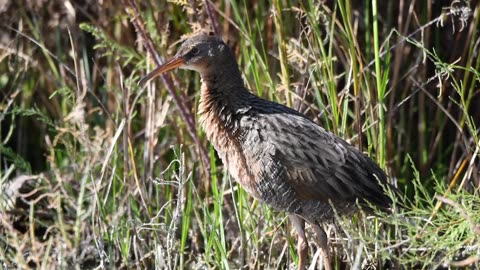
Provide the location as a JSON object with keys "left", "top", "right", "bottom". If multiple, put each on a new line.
{"left": 257, "top": 108, "right": 390, "bottom": 207}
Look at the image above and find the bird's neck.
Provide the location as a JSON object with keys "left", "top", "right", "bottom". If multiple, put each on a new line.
{"left": 201, "top": 66, "right": 245, "bottom": 93}
{"left": 198, "top": 67, "right": 251, "bottom": 146}
{"left": 198, "top": 68, "right": 249, "bottom": 116}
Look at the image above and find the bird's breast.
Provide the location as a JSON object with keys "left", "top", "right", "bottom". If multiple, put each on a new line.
{"left": 198, "top": 98, "right": 260, "bottom": 197}
{"left": 200, "top": 110, "right": 259, "bottom": 198}
{"left": 198, "top": 107, "right": 298, "bottom": 209}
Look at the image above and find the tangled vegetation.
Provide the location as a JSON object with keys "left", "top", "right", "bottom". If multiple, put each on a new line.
{"left": 1, "top": 0, "right": 479, "bottom": 269}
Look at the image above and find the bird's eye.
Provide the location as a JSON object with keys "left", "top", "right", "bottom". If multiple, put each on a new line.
{"left": 190, "top": 47, "right": 199, "bottom": 55}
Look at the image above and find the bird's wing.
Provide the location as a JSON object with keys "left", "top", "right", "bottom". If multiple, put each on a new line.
{"left": 257, "top": 109, "right": 390, "bottom": 207}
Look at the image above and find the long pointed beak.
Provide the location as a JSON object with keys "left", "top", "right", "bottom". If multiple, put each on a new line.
{"left": 138, "top": 56, "right": 185, "bottom": 86}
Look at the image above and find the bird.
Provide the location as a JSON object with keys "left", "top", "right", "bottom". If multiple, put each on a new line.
{"left": 139, "top": 33, "right": 393, "bottom": 270}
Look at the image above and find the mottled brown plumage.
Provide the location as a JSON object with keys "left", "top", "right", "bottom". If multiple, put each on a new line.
{"left": 140, "top": 33, "right": 393, "bottom": 270}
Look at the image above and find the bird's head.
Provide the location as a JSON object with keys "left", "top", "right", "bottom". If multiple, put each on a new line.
{"left": 139, "top": 34, "right": 234, "bottom": 86}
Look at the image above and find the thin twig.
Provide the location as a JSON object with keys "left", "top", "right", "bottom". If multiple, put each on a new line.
{"left": 204, "top": 0, "right": 220, "bottom": 35}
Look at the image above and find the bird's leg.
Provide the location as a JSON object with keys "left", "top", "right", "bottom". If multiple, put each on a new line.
{"left": 312, "top": 224, "right": 331, "bottom": 270}
{"left": 289, "top": 214, "right": 308, "bottom": 270}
